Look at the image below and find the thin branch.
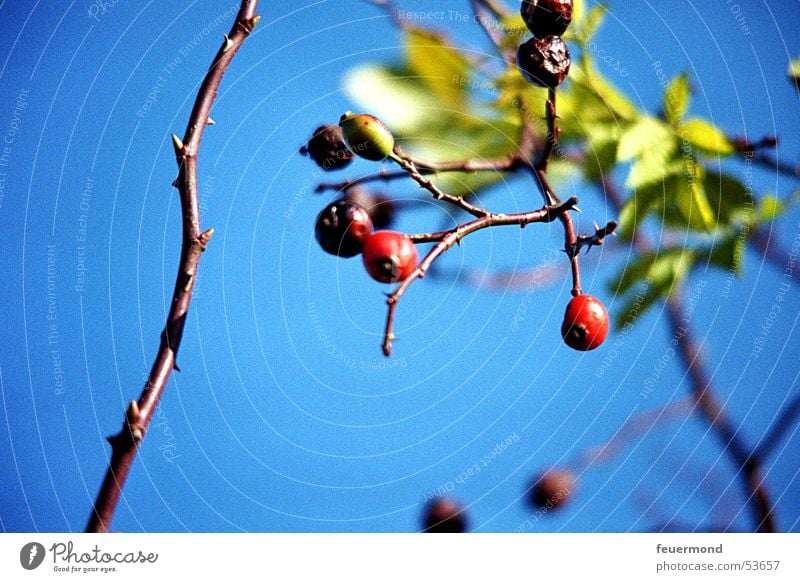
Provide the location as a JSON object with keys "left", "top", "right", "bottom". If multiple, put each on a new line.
{"left": 574, "top": 397, "right": 695, "bottom": 470}
{"left": 601, "top": 176, "right": 775, "bottom": 533}
{"left": 471, "top": 0, "right": 506, "bottom": 53}
{"left": 314, "top": 155, "right": 519, "bottom": 195}
{"left": 391, "top": 153, "right": 491, "bottom": 218}
{"left": 382, "top": 197, "right": 578, "bottom": 355}
{"left": 86, "top": 1, "right": 260, "bottom": 533}
{"left": 755, "top": 391, "right": 800, "bottom": 459}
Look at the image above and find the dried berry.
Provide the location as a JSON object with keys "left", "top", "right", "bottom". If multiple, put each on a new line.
{"left": 561, "top": 294, "right": 609, "bottom": 351}
{"left": 521, "top": 0, "right": 573, "bottom": 37}
{"left": 517, "top": 35, "right": 571, "bottom": 89}
{"left": 423, "top": 498, "right": 468, "bottom": 533}
{"left": 315, "top": 200, "right": 373, "bottom": 258}
{"left": 529, "top": 469, "right": 575, "bottom": 510}
{"left": 301, "top": 125, "right": 354, "bottom": 171}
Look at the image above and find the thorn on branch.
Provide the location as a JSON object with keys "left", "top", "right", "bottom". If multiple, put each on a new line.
{"left": 570, "top": 221, "right": 617, "bottom": 257}
{"left": 171, "top": 134, "right": 185, "bottom": 155}
{"left": 222, "top": 34, "right": 234, "bottom": 52}
{"left": 206, "top": 117, "right": 216, "bottom": 126}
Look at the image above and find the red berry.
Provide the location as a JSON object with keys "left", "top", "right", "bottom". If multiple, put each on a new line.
{"left": 521, "top": 0, "right": 573, "bottom": 37}
{"left": 529, "top": 469, "right": 575, "bottom": 510}
{"left": 561, "top": 294, "right": 609, "bottom": 351}
{"left": 315, "top": 200, "right": 373, "bottom": 258}
{"left": 423, "top": 498, "right": 468, "bottom": 533}
{"left": 517, "top": 35, "right": 571, "bottom": 89}
{"left": 301, "top": 125, "right": 354, "bottom": 171}
{"left": 362, "top": 231, "right": 418, "bottom": 283}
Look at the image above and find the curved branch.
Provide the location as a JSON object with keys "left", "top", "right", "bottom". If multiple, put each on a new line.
{"left": 86, "top": 1, "right": 260, "bottom": 533}
{"left": 382, "top": 198, "right": 579, "bottom": 355}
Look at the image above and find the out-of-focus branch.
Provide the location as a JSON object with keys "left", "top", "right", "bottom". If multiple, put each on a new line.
{"left": 86, "top": 1, "right": 260, "bottom": 533}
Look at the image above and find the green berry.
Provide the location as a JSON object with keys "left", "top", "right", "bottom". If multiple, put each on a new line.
{"left": 339, "top": 112, "right": 395, "bottom": 161}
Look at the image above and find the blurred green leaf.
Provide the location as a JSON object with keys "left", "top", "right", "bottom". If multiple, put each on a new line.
{"left": 405, "top": 29, "right": 473, "bottom": 111}
{"left": 617, "top": 181, "right": 664, "bottom": 239}
{"left": 789, "top": 55, "right": 800, "bottom": 92}
{"left": 704, "top": 171, "right": 753, "bottom": 225}
{"left": 611, "top": 247, "right": 696, "bottom": 327}
{"left": 674, "top": 174, "right": 716, "bottom": 232}
{"left": 571, "top": 58, "right": 639, "bottom": 122}
{"left": 708, "top": 235, "right": 746, "bottom": 276}
{"left": 569, "top": 3, "right": 606, "bottom": 44}
{"left": 680, "top": 118, "right": 735, "bottom": 156}
{"left": 664, "top": 73, "right": 690, "bottom": 125}
{"left": 618, "top": 117, "right": 675, "bottom": 162}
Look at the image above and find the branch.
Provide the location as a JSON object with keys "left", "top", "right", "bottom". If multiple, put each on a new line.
{"left": 601, "top": 176, "right": 776, "bottom": 533}
{"left": 470, "top": 0, "right": 506, "bottom": 54}
{"left": 314, "top": 155, "right": 519, "bottom": 195}
{"left": 754, "top": 391, "right": 800, "bottom": 459}
{"left": 86, "top": 1, "right": 260, "bottom": 533}
{"left": 382, "top": 198, "right": 578, "bottom": 355}
{"left": 391, "top": 153, "right": 491, "bottom": 218}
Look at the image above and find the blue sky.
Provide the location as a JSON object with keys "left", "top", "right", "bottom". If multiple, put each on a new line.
{"left": 0, "top": 0, "right": 798, "bottom": 532}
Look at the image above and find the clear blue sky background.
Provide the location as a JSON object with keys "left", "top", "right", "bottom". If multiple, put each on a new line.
{"left": 0, "top": 0, "right": 798, "bottom": 532}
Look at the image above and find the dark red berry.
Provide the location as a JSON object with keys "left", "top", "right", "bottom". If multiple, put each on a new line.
{"left": 344, "top": 189, "right": 396, "bottom": 229}
{"left": 423, "top": 498, "right": 468, "bottom": 533}
{"left": 561, "top": 294, "right": 609, "bottom": 351}
{"left": 529, "top": 469, "right": 575, "bottom": 510}
{"left": 517, "top": 35, "right": 571, "bottom": 89}
{"left": 362, "top": 231, "right": 418, "bottom": 283}
{"left": 315, "top": 200, "right": 373, "bottom": 258}
{"left": 301, "top": 125, "right": 354, "bottom": 171}
{"left": 521, "top": 0, "right": 573, "bottom": 37}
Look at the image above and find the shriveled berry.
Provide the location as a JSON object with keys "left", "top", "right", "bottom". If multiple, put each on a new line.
{"left": 301, "top": 125, "right": 354, "bottom": 171}
{"left": 517, "top": 35, "right": 571, "bottom": 89}
{"left": 339, "top": 112, "right": 395, "bottom": 161}
{"left": 362, "top": 230, "right": 418, "bottom": 283}
{"left": 423, "top": 497, "right": 468, "bottom": 533}
{"left": 521, "top": 0, "right": 573, "bottom": 37}
{"left": 315, "top": 200, "right": 373, "bottom": 258}
{"left": 561, "top": 294, "right": 609, "bottom": 351}
{"left": 529, "top": 469, "right": 575, "bottom": 510}
{"left": 344, "top": 189, "right": 396, "bottom": 229}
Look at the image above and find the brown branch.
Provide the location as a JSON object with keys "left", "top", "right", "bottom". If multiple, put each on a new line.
{"left": 755, "top": 391, "right": 800, "bottom": 459}
{"left": 382, "top": 198, "right": 578, "bottom": 355}
{"left": 602, "top": 177, "right": 776, "bottom": 533}
{"left": 314, "top": 155, "right": 519, "bottom": 195}
{"left": 391, "top": 153, "right": 491, "bottom": 218}
{"left": 86, "top": 1, "right": 260, "bottom": 533}
{"left": 471, "top": 0, "right": 506, "bottom": 53}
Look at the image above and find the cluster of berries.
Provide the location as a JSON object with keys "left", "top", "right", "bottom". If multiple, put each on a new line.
{"left": 300, "top": 1, "right": 609, "bottom": 352}
{"left": 517, "top": 0, "right": 573, "bottom": 89}
{"left": 304, "top": 114, "right": 419, "bottom": 284}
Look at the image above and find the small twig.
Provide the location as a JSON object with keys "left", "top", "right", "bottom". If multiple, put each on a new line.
{"left": 382, "top": 197, "right": 578, "bottom": 355}
{"left": 391, "top": 153, "right": 491, "bottom": 218}
{"left": 314, "top": 155, "right": 519, "bottom": 195}
{"left": 470, "top": 0, "right": 506, "bottom": 53}
{"left": 86, "top": 1, "right": 259, "bottom": 533}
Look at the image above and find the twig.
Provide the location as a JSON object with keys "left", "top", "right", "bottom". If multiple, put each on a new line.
{"left": 391, "top": 153, "right": 491, "bottom": 218}
{"left": 86, "top": 1, "right": 260, "bottom": 533}
{"left": 470, "top": 0, "right": 506, "bottom": 53}
{"left": 314, "top": 155, "right": 519, "bottom": 195}
{"left": 382, "top": 197, "right": 579, "bottom": 355}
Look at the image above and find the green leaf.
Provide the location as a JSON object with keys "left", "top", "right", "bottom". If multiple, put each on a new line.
{"left": 405, "top": 29, "right": 473, "bottom": 111}
{"left": 679, "top": 118, "right": 735, "bottom": 156}
{"left": 625, "top": 156, "right": 683, "bottom": 190}
{"left": 617, "top": 181, "right": 664, "bottom": 239}
{"left": 708, "top": 235, "right": 746, "bottom": 276}
{"left": 611, "top": 248, "right": 696, "bottom": 327}
{"left": 583, "top": 121, "right": 621, "bottom": 181}
{"left": 569, "top": 3, "right": 607, "bottom": 44}
{"left": 673, "top": 167, "right": 716, "bottom": 232}
{"left": 789, "top": 55, "right": 800, "bottom": 92}
{"left": 704, "top": 171, "right": 753, "bottom": 226}
{"left": 344, "top": 65, "right": 440, "bottom": 133}
{"left": 570, "top": 58, "right": 639, "bottom": 122}
{"left": 664, "top": 73, "right": 690, "bottom": 125}
{"left": 617, "top": 117, "right": 675, "bottom": 162}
